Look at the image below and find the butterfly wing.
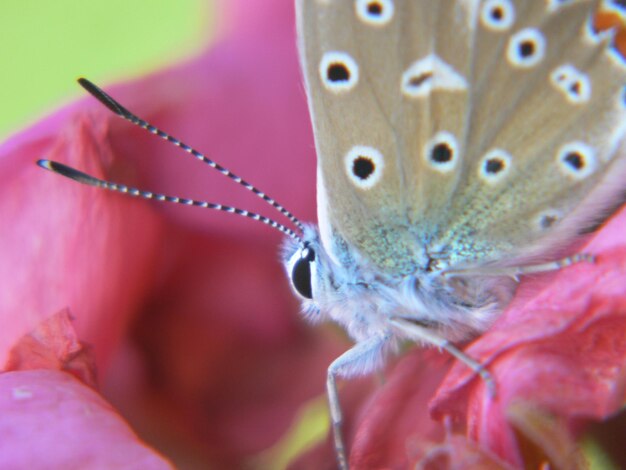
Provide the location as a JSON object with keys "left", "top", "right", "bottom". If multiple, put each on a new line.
{"left": 298, "top": 0, "right": 477, "bottom": 274}
{"left": 441, "top": 0, "right": 626, "bottom": 265}
{"left": 297, "top": 0, "right": 626, "bottom": 275}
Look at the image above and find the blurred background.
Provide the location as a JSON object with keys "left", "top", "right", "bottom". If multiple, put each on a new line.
{"left": 0, "top": 0, "right": 211, "bottom": 141}
{"left": 0, "top": 3, "right": 331, "bottom": 468}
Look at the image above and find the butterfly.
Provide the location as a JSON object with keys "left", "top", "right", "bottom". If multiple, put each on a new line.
{"left": 38, "top": 0, "right": 626, "bottom": 468}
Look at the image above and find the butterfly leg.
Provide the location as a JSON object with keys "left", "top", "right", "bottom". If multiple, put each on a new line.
{"left": 498, "top": 253, "right": 595, "bottom": 279}
{"left": 327, "top": 335, "right": 390, "bottom": 470}
{"left": 389, "top": 318, "right": 496, "bottom": 396}
{"left": 443, "top": 253, "right": 595, "bottom": 281}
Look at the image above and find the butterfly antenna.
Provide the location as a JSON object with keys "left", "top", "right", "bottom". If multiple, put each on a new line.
{"left": 77, "top": 77, "right": 306, "bottom": 234}
{"left": 37, "top": 159, "right": 303, "bottom": 242}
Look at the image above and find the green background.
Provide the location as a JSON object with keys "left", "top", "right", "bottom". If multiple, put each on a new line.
{"left": 0, "top": 0, "right": 210, "bottom": 141}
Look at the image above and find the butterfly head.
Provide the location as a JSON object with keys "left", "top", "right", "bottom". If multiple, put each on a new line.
{"left": 282, "top": 222, "right": 510, "bottom": 349}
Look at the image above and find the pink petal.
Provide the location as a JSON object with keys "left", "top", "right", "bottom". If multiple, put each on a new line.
{"left": 0, "top": 0, "right": 336, "bottom": 464}
{"left": 0, "top": 370, "right": 172, "bottom": 469}
{"left": 0, "top": 113, "right": 162, "bottom": 370}
{"left": 85, "top": 0, "right": 335, "bottom": 464}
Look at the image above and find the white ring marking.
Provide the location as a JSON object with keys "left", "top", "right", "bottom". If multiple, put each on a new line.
{"left": 344, "top": 145, "right": 385, "bottom": 189}
{"left": 556, "top": 141, "right": 597, "bottom": 180}
{"left": 355, "top": 0, "right": 394, "bottom": 26}
{"left": 507, "top": 28, "right": 546, "bottom": 68}
{"left": 424, "top": 132, "right": 459, "bottom": 173}
{"left": 480, "top": 0, "right": 515, "bottom": 31}
{"left": 319, "top": 51, "right": 359, "bottom": 93}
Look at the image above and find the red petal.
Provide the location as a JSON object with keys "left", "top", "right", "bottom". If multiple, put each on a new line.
{"left": 426, "top": 207, "right": 626, "bottom": 465}
{"left": 4, "top": 308, "right": 97, "bottom": 387}
{"left": 349, "top": 351, "right": 449, "bottom": 468}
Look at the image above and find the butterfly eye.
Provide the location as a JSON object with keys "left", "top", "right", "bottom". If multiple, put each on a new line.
{"left": 507, "top": 28, "right": 546, "bottom": 68}
{"left": 557, "top": 142, "right": 597, "bottom": 180}
{"left": 480, "top": 0, "right": 515, "bottom": 31}
{"left": 424, "top": 132, "right": 459, "bottom": 173}
{"left": 550, "top": 64, "right": 591, "bottom": 104}
{"left": 479, "top": 149, "right": 512, "bottom": 184}
{"left": 355, "top": 0, "right": 394, "bottom": 26}
{"left": 344, "top": 145, "right": 385, "bottom": 189}
{"left": 290, "top": 247, "right": 316, "bottom": 300}
{"left": 319, "top": 51, "right": 359, "bottom": 93}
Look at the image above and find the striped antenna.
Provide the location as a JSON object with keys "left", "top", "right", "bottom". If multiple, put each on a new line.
{"left": 77, "top": 78, "right": 305, "bottom": 234}
{"left": 37, "top": 159, "right": 303, "bottom": 242}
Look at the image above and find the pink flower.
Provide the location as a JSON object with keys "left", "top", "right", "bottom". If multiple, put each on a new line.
{"left": 2, "top": 1, "right": 626, "bottom": 469}
{"left": 1, "top": 0, "right": 341, "bottom": 467}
